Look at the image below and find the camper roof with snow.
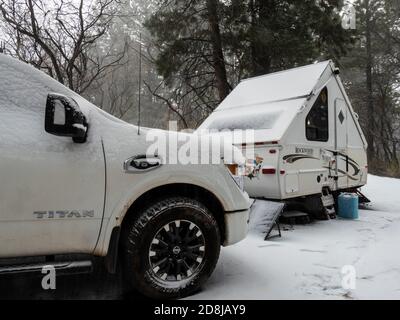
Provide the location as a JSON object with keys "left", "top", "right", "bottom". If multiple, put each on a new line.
{"left": 199, "top": 60, "right": 368, "bottom": 219}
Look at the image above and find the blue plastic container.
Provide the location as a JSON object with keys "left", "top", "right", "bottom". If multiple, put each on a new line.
{"left": 338, "top": 193, "right": 359, "bottom": 219}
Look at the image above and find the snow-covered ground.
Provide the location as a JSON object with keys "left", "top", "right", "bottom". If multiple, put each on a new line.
{"left": 190, "top": 175, "right": 400, "bottom": 300}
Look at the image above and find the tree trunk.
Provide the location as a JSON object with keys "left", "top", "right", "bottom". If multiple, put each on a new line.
{"left": 248, "top": 0, "right": 272, "bottom": 76}
{"left": 249, "top": 0, "right": 258, "bottom": 74}
{"left": 206, "top": 0, "right": 230, "bottom": 101}
{"left": 365, "top": 0, "right": 375, "bottom": 160}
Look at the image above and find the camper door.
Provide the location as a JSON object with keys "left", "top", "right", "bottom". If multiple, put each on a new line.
{"left": 334, "top": 98, "right": 348, "bottom": 188}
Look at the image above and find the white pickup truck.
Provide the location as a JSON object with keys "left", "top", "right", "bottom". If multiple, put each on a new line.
{"left": 0, "top": 55, "right": 250, "bottom": 299}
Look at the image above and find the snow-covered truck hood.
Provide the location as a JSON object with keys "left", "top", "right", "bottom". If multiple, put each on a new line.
{"left": 89, "top": 109, "right": 246, "bottom": 167}
{"left": 0, "top": 54, "right": 243, "bottom": 166}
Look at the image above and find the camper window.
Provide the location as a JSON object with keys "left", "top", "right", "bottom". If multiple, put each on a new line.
{"left": 306, "top": 88, "right": 329, "bottom": 142}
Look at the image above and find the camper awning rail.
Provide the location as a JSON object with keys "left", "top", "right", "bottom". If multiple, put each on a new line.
{"left": 213, "top": 94, "right": 311, "bottom": 112}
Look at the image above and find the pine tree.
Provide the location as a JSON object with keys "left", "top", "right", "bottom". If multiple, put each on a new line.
{"left": 145, "top": 0, "right": 354, "bottom": 127}
{"left": 341, "top": 0, "right": 400, "bottom": 175}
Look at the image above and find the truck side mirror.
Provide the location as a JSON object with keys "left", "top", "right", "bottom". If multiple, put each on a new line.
{"left": 45, "top": 93, "right": 88, "bottom": 143}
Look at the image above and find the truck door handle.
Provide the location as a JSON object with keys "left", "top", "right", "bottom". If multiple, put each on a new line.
{"left": 124, "top": 155, "right": 162, "bottom": 173}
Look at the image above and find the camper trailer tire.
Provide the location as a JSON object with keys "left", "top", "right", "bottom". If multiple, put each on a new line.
{"left": 303, "top": 196, "right": 327, "bottom": 220}
{"left": 121, "top": 197, "right": 221, "bottom": 299}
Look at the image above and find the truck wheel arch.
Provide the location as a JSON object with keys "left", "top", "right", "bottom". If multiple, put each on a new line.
{"left": 104, "top": 183, "right": 226, "bottom": 273}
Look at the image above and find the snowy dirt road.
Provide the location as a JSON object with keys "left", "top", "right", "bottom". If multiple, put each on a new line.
{"left": 1, "top": 175, "right": 399, "bottom": 300}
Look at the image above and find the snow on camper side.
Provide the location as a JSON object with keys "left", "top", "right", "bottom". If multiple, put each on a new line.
{"left": 199, "top": 61, "right": 368, "bottom": 215}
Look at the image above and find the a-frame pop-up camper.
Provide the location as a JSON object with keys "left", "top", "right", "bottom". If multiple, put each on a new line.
{"left": 199, "top": 61, "right": 368, "bottom": 216}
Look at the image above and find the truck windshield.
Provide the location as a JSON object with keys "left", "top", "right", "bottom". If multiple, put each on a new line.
{"left": 205, "top": 111, "right": 282, "bottom": 131}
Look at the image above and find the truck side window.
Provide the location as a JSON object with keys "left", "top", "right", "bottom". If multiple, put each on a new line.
{"left": 306, "top": 88, "right": 329, "bottom": 142}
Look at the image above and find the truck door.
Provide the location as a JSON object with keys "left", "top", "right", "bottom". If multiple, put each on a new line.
{"left": 0, "top": 61, "right": 105, "bottom": 258}
{"left": 334, "top": 98, "right": 348, "bottom": 188}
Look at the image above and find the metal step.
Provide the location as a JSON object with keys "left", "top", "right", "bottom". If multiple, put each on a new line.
{"left": 326, "top": 206, "right": 336, "bottom": 218}
{"left": 321, "top": 193, "right": 335, "bottom": 207}
{"left": 321, "top": 189, "right": 336, "bottom": 219}
{"left": 0, "top": 260, "right": 93, "bottom": 276}
{"left": 325, "top": 206, "right": 336, "bottom": 214}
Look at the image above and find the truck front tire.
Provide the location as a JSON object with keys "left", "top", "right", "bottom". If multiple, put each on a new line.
{"left": 122, "top": 197, "right": 221, "bottom": 299}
